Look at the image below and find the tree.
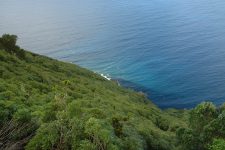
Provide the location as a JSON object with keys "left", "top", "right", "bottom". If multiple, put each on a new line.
{"left": 189, "top": 102, "right": 217, "bottom": 132}
{"left": 0, "top": 34, "right": 17, "bottom": 52}
{"left": 176, "top": 128, "right": 199, "bottom": 150}
{"left": 0, "top": 34, "right": 26, "bottom": 59}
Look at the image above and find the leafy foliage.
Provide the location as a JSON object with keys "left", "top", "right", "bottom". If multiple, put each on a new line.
{"left": 176, "top": 102, "right": 225, "bottom": 150}
{"left": 209, "top": 139, "right": 225, "bottom": 150}
{"left": 0, "top": 34, "right": 224, "bottom": 150}
{"left": 0, "top": 34, "right": 25, "bottom": 59}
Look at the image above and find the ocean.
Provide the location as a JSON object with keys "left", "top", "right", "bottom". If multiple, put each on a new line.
{"left": 1, "top": 0, "right": 225, "bottom": 108}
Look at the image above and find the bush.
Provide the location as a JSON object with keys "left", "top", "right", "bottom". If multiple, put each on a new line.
{"left": 155, "top": 116, "right": 169, "bottom": 131}
{"left": 176, "top": 103, "right": 225, "bottom": 150}
{"left": 219, "top": 103, "right": 225, "bottom": 112}
{"left": 13, "top": 108, "right": 31, "bottom": 123}
{"left": 176, "top": 128, "right": 198, "bottom": 150}
{"left": 209, "top": 139, "right": 225, "bottom": 150}
{"left": 112, "top": 117, "right": 123, "bottom": 137}
{"left": 26, "top": 123, "right": 60, "bottom": 150}
{"left": 84, "top": 117, "right": 117, "bottom": 150}
{"left": 189, "top": 102, "right": 217, "bottom": 132}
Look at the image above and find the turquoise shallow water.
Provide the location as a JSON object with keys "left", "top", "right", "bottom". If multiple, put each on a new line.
{"left": 1, "top": 0, "right": 225, "bottom": 108}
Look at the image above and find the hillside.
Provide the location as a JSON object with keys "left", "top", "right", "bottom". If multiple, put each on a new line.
{"left": 0, "top": 34, "right": 224, "bottom": 150}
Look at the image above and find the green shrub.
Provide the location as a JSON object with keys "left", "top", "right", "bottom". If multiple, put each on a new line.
{"left": 13, "top": 108, "right": 31, "bottom": 123}
{"left": 189, "top": 102, "right": 217, "bottom": 132}
{"left": 112, "top": 117, "right": 123, "bottom": 137}
{"left": 26, "top": 123, "right": 60, "bottom": 150}
{"left": 209, "top": 139, "right": 225, "bottom": 150}
{"left": 155, "top": 116, "right": 169, "bottom": 131}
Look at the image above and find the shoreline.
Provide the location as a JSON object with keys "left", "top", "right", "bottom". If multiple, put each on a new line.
{"left": 97, "top": 73, "right": 196, "bottom": 109}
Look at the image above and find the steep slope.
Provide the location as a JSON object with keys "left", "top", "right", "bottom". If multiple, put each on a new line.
{"left": 0, "top": 35, "right": 189, "bottom": 150}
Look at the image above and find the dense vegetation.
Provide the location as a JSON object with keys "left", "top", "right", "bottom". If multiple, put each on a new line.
{"left": 176, "top": 102, "right": 225, "bottom": 150}
{"left": 0, "top": 34, "right": 224, "bottom": 150}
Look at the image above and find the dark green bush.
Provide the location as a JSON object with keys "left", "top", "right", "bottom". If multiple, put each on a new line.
{"left": 112, "top": 117, "right": 123, "bottom": 137}
{"left": 155, "top": 116, "right": 169, "bottom": 131}
{"left": 0, "top": 34, "right": 17, "bottom": 52}
{"left": 176, "top": 102, "right": 225, "bottom": 150}
{"left": 0, "top": 34, "right": 25, "bottom": 59}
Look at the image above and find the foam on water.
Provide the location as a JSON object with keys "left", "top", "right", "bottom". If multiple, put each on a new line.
{"left": 100, "top": 73, "right": 111, "bottom": 81}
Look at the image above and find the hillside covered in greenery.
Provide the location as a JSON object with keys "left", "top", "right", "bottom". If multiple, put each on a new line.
{"left": 0, "top": 34, "right": 224, "bottom": 150}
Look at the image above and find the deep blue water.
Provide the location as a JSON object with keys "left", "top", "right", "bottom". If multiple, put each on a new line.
{"left": 1, "top": 0, "right": 225, "bottom": 108}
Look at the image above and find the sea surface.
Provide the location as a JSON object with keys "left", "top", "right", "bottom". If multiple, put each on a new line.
{"left": 1, "top": 0, "right": 225, "bottom": 108}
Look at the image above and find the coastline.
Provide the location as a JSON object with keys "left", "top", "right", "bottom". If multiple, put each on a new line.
{"left": 97, "top": 73, "right": 195, "bottom": 109}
